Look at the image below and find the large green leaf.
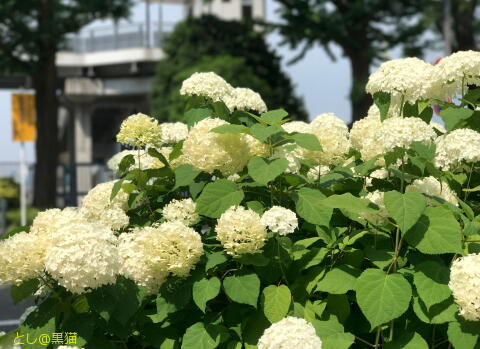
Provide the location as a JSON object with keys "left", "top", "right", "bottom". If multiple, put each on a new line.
{"left": 289, "top": 133, "right": 323, "bottom": 151}
{"left": 412, "top": 296, "right": 457, "bottom": 324}
{"left": 193, "top": 277, "right": 221, "bottom": 312}
{"left": 247, "top": 157, "right": 289, "bottom": 185}
{"left": 196, "top": 179, "right": 244, "bottom": 218}
{"left": 312, "top": 318, "right": 354, "bottom": 349}
{"left": 174, "top": 164, "right": 200, "bottom": 189}
{"left": 294, "top": 187, "right": 332, "bottom": 226}
{"left": 20, "top": 299, "right": 57, "bottom": 349}
{"left": 383, "top": 332, "right": 428, "bottom": 349}
{"left": 404, "top": 206, "right": 463, "bottom": 254}
{"left": 447, "top": 320, "right": 480, "bottom": 349}
{"left": 384, "top": 191, "right": 426, "bottom": 233}
{"left": 321, "top": 193, "right": 378, "bottom": 214}
{"left": 316, "top": 265, "right": 361, "bottom": 294}
{"left": 11, "top": 279, "right": 39, "bottom": 305}
{"left": 223, "top": 271, "right": 260, "bottom": 307}
{"left": 211, "top": 124, "right": 250, "bottom": 134}
{"left": 261, "top": 109, "right": 288, "bottom": 125}
{"left": 356, "top": 269, "right": 412, "bottom": 329}
{"left": 181, "top": 323, "right": 218, "bottom": 349}
{"left": 414, "top": 260, "right": 451, "bottom": 309}
{"left": 260, "top": 285, "right": 291, "bottom": 323}
{"left": 440, "top": 106, "right": 474, "bottom": 131}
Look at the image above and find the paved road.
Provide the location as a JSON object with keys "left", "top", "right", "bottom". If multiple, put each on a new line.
{"left": 0, "top": 286, "right": 29, "bottom": 333}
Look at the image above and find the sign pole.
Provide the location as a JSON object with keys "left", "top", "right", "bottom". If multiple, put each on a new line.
{"left": 19, "top": 141, "right": 27, "bottom": 226}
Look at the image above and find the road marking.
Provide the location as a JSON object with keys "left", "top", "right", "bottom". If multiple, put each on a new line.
{"left": 0, "top": 319, "right": 19, "bottom": 326}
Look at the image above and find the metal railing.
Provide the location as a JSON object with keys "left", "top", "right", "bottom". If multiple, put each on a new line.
{"left": 64, "top": 21, "right": 176, "bottom": 53}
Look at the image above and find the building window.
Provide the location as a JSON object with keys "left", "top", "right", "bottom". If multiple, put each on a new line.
{"left": 242, "top": 4, "right": 252, "bottom": 19}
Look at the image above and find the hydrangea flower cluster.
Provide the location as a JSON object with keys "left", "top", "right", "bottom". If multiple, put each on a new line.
{"left": 434, "top": 128, "right": 480, "bottom": 170}
{"left": 261, "top": 206, "right": 298, "bottom": 236}
{"left": 216, "top": 206, "right": 267, "bottom": 256}
{"left": 449, "top": 253, "right": 480, "bottom": 320}
{"left": 257, "top": 317, "right": 323, "bottom": 349}
{"left": 406, "top": 176, "right": 458, "bottom": 206}
{"left": 162, "top": 198, "right": 198, "bottom": 226}
{"left": 116, "top": 113, "right": 162, "bottom": 148}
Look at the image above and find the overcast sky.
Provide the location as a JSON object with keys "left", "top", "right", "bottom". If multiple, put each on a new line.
{"left": 0, "top": 0, "right": 441, "bottom": 163}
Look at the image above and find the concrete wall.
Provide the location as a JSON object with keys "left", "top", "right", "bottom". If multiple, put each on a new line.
{"left": 190, "top": 0, "right": 265, "bottom": 20}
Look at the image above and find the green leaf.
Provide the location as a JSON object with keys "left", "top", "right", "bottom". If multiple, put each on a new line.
{"left": 322, "top": 332, "right": 355, "bottom": 349}
{"left": 448, "top": 320, "right": 480, "bottom": 349}
{"left": 20, "top": 299, "right": 57, "bottom": 349}
{"left": 223, "top": 271, "right": 260, "bottom": 307}
{"left": 440, "top": 106, "right": 474, "bottom": 131}
{"left": 355, "top": 269, "right": 412, "bottom": 329}
{"left": 181, "top": 323, "right": 218, "bottom": 349}
{"left": 212, "top": 101, "right": 231, "bottom": 120}
{"left": 316, "top": 265, "right": 361, "bottom": 294}
{"left": 321, "top": 193, "right": 378, "bottom": 214}
{"left": 61, "top": 313, "right": 96, "bottom": 347}
{"left": 261, "top": 285, "right": 291, "bottom": 323}
{"left": 250, "top": 124, "right": 282, "bottom": 142}
{"left": 211, "top": 124, "right": 250, "bottom": 134}
{"left": 185, "top": 107, "right": 212, "bottom": 126}
{"left": 373, "top": 91, "right": 391, "bottom": 120}
{"left": 118, "top": 154, "right": 135, "bottom": 172}
{"left": 248, "top": 157, "right": 288, "bottom": 185}
{"left": 414, "top": 260, "right": 451, "bottom": 309}
{"left": 383, "top": 332, "right": 428, "bottom": 349}
{"left": 294, "top": 187, "right": 332, "bottom": 226}
{"left": 289, "top": 133, "right": 323, "bottom": 151}
{"left": 384, "top": 191, "right": 426, "bottom": 233}
{"left": 404, "top": 206, "right": 463, "bottom": 254}
{"left": 148, "top": 147, "right": 170, "bottom": 167}
{"left": 11, "top": 279, "right": 39, "bottom": 305}
{"left": 193, "top": 277, "right": 221, "bottom": 312}
{"left": 261, "top": 109, "right": 288, "bottom": 124}
{"left": 237, "top": 253, "right": 270, "bottom": 266}
{"left": 412, "top": 296, "right": 457, "bottom": 324}
{"left": 246, "top": 200, "right": 264, "bottom": 214}
{"left": 110, "top": 179, "right": 124, "bottom": 201}
{"left": 206, "top": 251, "right": 228, "bottom": 272}
{"left": 169, "top": 140, "right": 184, "bottom": 160}
{"left": 196, "top": 179, "right": 244, "bottom": 218}
{"left": 174, "top": 164, "right": 200, "bottom": 189}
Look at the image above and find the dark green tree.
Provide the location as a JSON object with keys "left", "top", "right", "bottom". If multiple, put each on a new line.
{"left": 0, "top": 0, "right": 132, "bottom": 208}
{"left": 423, "top": 0, "right": 478, "bottom": 52}
{"left": 150, "top": 15, "right": 307, "bottom": 121}
{"left": 274, "top": 0, "right": 430, "bottom": 123}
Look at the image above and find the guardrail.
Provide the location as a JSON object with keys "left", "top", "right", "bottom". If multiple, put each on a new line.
{"left": 64, "top": 21, "right": 176, "bottom": 53}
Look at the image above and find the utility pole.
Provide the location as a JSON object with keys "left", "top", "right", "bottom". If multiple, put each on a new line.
{"left": 443, "top": 0, "right": 454, "bottom": 55}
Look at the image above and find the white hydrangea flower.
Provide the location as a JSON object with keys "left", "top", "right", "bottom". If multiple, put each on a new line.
{"left": 163, "top": 198, "right": 198, "bottom": 226}
{"left": 449, "top": 253, "right": 480, "bottom": 320}
{"left": 436, "top": 50, "right": 480, "bottom": 97}
{"left": 160, "top": 122, "right": 189, "bottom": 144}
{"left": 119, "top": 222, "right": 203, "bottom": 294}
{"left": 182, "top": 118, "right": 251, "bottom": 175}
{"left": 282, "top": 121, "right": 311, "bottom": 134}
{"left": 257, "top": 316, "right": 323, "bottom": 349}
{"left": 366, "top": 57, "right": 442, "bottom": 107}
{"left": 180, "top": 72, "right": 233, "bottom": 102}
{"left": 307, "top": 165, "right": 331, "bottom": 180}
{"left": 271, "top": 146, "right": 302, "bottom": 174}
{"left": 216, "top": 206, "right": 267, "bottom": 256}
{"left": 304, "top": 113, "right": 351, "bottom": 166}
{"left": 44, "top": 222, "right": 120, "bottom": 294}
{"left": 362, "top": 190, "right": 389, "bottom": 225}
{"left": 224, "top": 87, "right": 267, "bottom": 113}
{"left": 350, "top": 105, "right": 383, "bottom": 161}
{"left": 375, "top": 117, "right": 437, "bottom": 154}
{"left": 430, "top": 121, "right": 446, "bottom": 134}
{"left": 434, "top": 128, "right": 480, "bottom": 170}
{"left": 406, "top": 176, "right": 458, "bottom": 206}
{"left": 261, "top": 206, "right": 298, "bottom": 236}
{"left": 116, "top": 113, "right": 162, "bottom": 148}
{"left": 0, "top": 231, "right": 46, "bottom": 285}
{"left": 245, "top": 135, "right": 270, "bottom": 158}
{"left": 107, "top": 149, "right": 166, "bottom": 173}
{"left": 80, "top": 181, "right": 130, "bottom": 230}
{"left": 365, "top": 168, "right": 389, "bottom": 187}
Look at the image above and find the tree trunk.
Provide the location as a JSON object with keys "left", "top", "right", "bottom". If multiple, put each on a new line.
{"left": 453, "top": 0, "right": 477, "bottom": 51}
{"left": 33, "top": 0, "right": 58, "bottom": 208}
{"left": 348, "top": 53, "right": 372, "bottom": 125}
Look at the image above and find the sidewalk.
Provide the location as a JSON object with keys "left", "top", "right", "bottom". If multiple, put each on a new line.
{"left": 0, "top": 286, "right": 28, "bottom": 333}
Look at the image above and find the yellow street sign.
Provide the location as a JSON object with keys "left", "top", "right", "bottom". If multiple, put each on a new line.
{"left": 12, "top": 93, "right": 36, "bottom": 142}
